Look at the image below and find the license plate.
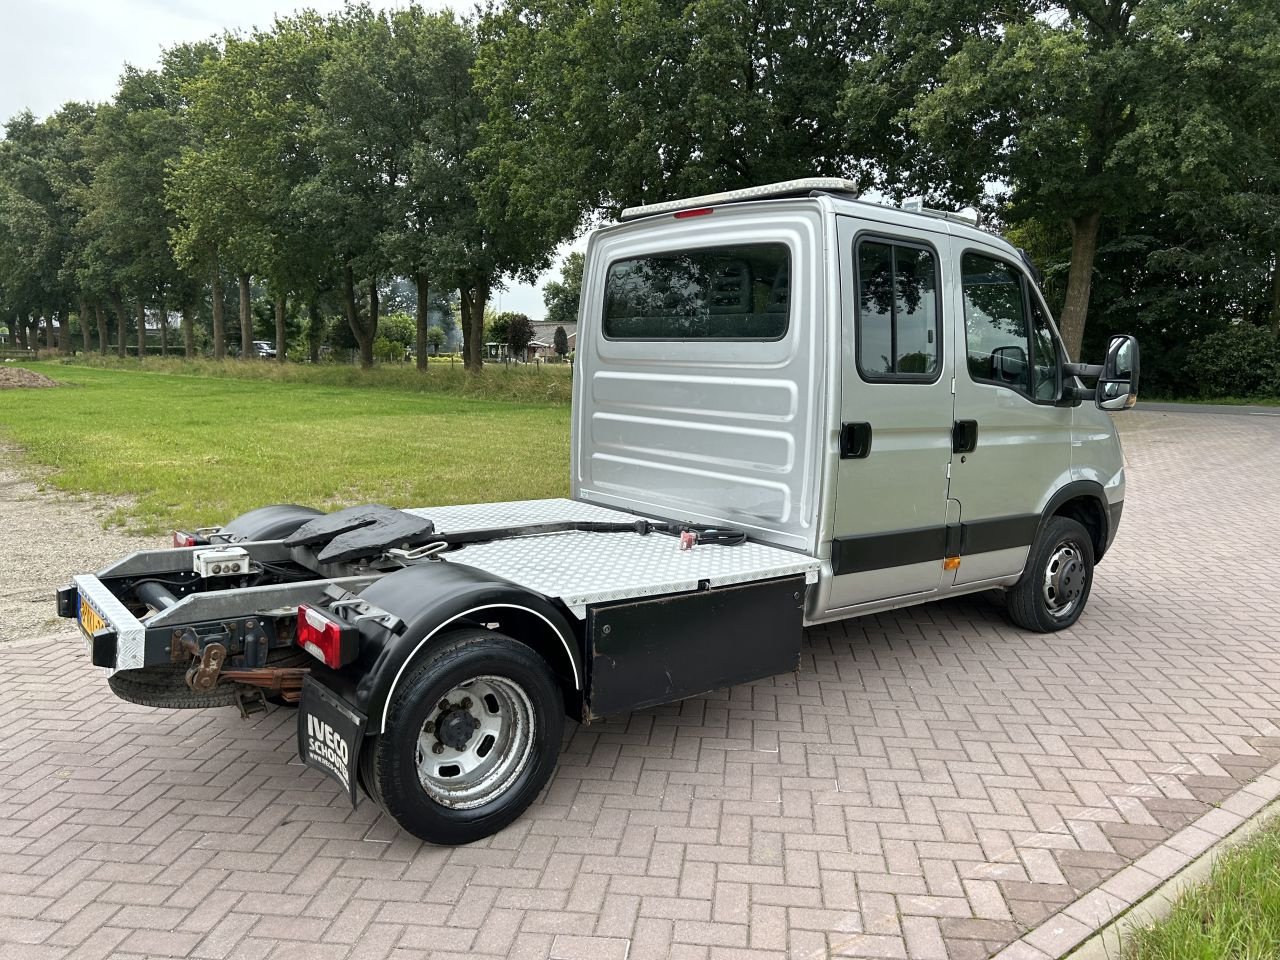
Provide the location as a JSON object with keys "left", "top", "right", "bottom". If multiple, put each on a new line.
{"left": 297, "top": 676, "right": 367, "bottom": 807}
{"left": 79, "top": 594, "right": 107, "bottom": 642}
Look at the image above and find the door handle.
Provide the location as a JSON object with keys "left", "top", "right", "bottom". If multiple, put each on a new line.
{"left": 840, "top": 422, "right": 872, "bottom": 459}
{"left": 953, "top": 420, "right": 978, "bottom": 454}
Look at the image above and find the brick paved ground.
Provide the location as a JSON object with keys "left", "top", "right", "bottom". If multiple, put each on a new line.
{"left": 2, "top": 409, "right": 1279, "bottom": 960}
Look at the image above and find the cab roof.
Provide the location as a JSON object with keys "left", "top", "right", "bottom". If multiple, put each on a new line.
{"left": 617, "top": 178, "right": 1017, "bottom": 259}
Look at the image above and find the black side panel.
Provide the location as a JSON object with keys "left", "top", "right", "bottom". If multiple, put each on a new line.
{"left": 832, "top": 527, "right": 947, "bottom": 575}
{"left": 586, "top": 576, "right": 805, "bottom": 719}
{"left": 959, "top": 515, "right": 1040, "bottom": 555}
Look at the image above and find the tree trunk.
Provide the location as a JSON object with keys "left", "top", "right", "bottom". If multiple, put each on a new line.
{"left": 212, "top": 263, "right": 226, "bottom": 360}
{"left": 14, "top": 314, "right": 26, "bottom": 351}
{"left": 275, "top": 294, "right": 287, "bottom": 363}
{"left": 239, "top": 273, "right": 252, "bottom": 359}
{"left": 308, "top": 301, "right": 321, "bottom": 363}
{"left": 94, "top": 303, "right": 108, "bottom": 356}
{"left": 459, "top": 281, "right": 489, "bottom": 372}
{"left": 1270, "top": 250, "right": 1280, "bottom": 338}
{"left": 44, "top": 313, "right": 55, "bottom": 353}
{"left": 181, "top": 302, "right": 195, "bottom": 358}
{"left": 79, "top": 299, "right": 91, "bottom": 354}
{"left": 414, "top": 271, "right": 429, "bottom": 373}
{"left": 1059, "top": 210, "right": 1102, "bottom": 361}
{"left": 111, "top": 293, "right": 128, "bottom": 359}
{"left": 367, "top": 278, "right": 379, "bottom": 368}
{"left": 136, "top": 300, "right": 146, "bottom": 362}
{"left": 158, "top": 302, "right": 168, "bottom": 356}
{"left": 341, "top": 264, "right": 374, "bottom": 369}
{"left": 56, "top": 309, "right": 71, "bottom": 355}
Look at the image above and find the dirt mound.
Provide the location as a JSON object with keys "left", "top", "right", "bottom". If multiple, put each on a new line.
{"left": 0, "top": 366, "right": 59, "bottom": 389}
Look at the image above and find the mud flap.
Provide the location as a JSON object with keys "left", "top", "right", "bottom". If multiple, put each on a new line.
{"left": 297, "top": 674, "right": 367, "bottom": 807}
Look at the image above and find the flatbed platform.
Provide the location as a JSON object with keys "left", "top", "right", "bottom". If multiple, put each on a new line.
{"left": 404, "top": 498, "right": 820, "bottom": 616}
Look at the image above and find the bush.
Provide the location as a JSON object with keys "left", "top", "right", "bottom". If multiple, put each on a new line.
{"left": 1184, "top": 324, "right": 1280, "bottom": 399}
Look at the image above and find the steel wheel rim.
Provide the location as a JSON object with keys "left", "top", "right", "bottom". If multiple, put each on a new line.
{"left": 415, "top": 675, "right": 536, "bottom": 810}
{"left": 1042, "top": 541, "right": 1085, "bottom": 618}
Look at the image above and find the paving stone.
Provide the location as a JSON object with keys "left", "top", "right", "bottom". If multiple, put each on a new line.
{"left": 3, "top": 412, "right": 1280, "bottom": 959}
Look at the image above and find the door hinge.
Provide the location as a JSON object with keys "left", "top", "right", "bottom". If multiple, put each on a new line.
{"left": 946, "top": 462, "right": 951, "bottom": 479}
{"left": 951, "top": 377, "right": 956, "bottom": 395}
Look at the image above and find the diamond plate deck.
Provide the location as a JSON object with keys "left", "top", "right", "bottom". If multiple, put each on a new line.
{"left": 403, "top": 498, "right": 819, "bottom": 615}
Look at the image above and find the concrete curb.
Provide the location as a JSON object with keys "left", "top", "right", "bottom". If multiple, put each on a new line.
{"left": 990, "top": 763, "right": 1280, "bottom": 960}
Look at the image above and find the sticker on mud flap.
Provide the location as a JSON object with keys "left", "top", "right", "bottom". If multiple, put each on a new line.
{"left": 297, "top": 675, "right": 366, "bottom": 807}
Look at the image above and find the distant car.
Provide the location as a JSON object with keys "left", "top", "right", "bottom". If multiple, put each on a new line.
{"left": 252, "top": 341, "right": 276, "bottom": 358}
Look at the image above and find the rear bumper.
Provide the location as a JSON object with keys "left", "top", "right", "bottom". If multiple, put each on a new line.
{"left": 68, "top": 574, "right": 148, "bottom": 672}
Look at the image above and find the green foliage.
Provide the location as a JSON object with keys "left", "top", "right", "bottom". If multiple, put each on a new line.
{"left": 425, "top": 326, "right": 447, "bottom": 352}
{"left": 505, "top": 312, "right": 535, "bottom": 357}
{"left": 378, "top": 311, "right": 416, "bottom": 347}
{"left": 1183, "top": 324, "right": 1280, "bottom": 400}
{"left": 552, "top": 324, "right": 568, "bottom": 357}
{"left": 1125, "top": 815, "right": 1280, "bottom": 960}
{"left": 543, "top": 251, "right": 583, "bottom": 329}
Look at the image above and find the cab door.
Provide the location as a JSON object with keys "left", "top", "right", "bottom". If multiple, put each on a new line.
{"left": 945, "top": 247, "right": 1073, "bottom": 586}
{"left": 827, "top": 217, "right": 955, "bottom": 610}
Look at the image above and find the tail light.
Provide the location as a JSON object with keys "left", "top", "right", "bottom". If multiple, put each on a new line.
{"left": 296, "top": 604, "right": 359, "bottom": 668}
{"left": 173, "top": 531, "right": 202, "bottom": 548}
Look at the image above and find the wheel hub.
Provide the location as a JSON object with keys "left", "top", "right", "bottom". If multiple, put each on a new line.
{"left": 436, "top": 706, "right": 481, "bottom": 751}
{"left": 415, "top": 676, "right": 537, "bottom": 811}
{"left": 1042, "top": 542, "right": 1085, "bottom": 616}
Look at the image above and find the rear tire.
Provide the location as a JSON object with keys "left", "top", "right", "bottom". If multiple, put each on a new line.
{"left": 1007, "top": 516, "right": 1095, "bottom": 632}
{"left": 360, "top": 628, "right": 564, "bottom": 845}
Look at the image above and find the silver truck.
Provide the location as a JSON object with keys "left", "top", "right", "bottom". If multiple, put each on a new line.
{"left": 58, "top": 179, "right": 1139, "bottom": 844}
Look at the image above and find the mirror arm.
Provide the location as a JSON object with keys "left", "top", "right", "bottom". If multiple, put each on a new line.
{"left": 1056, "top": 382, "right": 1091, "bottom": 407}
{"left": 1063, "top": 362, "right": 1104, "bottom": 379}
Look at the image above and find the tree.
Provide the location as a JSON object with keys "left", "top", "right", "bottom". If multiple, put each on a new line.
{"left": 425, "top": 325, "right": 447, "bottom": 353}
{"left": 505, "top": 312, "right": 535, "bottom": 360}
{"left": 553, "top": 324, "right": 568, "bottom": 358}
{"left": 543, "top": 251, "right": 582, "bottom": 330}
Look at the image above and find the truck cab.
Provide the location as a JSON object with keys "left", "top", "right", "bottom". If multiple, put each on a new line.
{"left": 576, "top": 178, "right": 1134, "bottom": 628}
{"left": 58, "top": 179, "right": 1138, "bottom": 845}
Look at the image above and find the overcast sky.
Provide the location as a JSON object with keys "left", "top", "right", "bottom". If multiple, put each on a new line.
{"left": 0, "top": 0, "right": 582, "bottom": 320}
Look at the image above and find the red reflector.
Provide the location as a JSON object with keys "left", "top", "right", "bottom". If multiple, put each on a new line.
{"left": 173, "top": 531, "right": 199, "bottom": 548}
{"left": 674, "top": 207, "right": 713, "bottom": 219}
{"left": 296, "top": 604, "right": 358, "bottom": 668}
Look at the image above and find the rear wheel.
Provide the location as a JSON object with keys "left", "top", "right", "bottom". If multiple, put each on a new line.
{"left": 1007, "top": 516, "right": 1095, "bottom": 632}
{"left": 360, "top": 628, "right": 564, "bottom": 845}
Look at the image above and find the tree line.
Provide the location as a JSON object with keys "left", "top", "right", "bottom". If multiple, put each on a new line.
{"left": 1, "top": 0, "right": 1276, "bottom": 392}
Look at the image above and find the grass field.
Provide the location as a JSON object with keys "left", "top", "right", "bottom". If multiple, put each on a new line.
{"left": 0, "top": 362, "right": 571, "bottom": 533}
{"left": 1124, "top": 816, "right": 1280, "bottom": 959}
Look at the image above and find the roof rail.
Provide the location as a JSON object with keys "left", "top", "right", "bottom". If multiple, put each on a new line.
{"left": 620, "top": 178, "right": 860, "bottom": 221}
{"left": 900, "top": 197, "right": 980, "bottom": 228}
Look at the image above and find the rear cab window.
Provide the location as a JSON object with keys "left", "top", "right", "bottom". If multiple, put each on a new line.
{"left": 603, "top": 244, "right": 790, "bottom": 340}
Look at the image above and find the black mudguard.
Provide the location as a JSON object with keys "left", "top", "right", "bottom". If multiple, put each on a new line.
{"left": 220, "top": 504, "right": 324, "bottom": 542}
{"left": 324, "top": 561, "right": 584, "bottom": 735}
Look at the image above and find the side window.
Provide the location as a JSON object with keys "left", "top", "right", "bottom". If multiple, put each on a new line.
{"left": 961, "top": 252, "right": 1031, "bottom": 392}
{"left": 855, "top": 239, "right": 940, "bottom": 380}
{"left": 1029, "top": 294, "right": 1059, "bottom": 400}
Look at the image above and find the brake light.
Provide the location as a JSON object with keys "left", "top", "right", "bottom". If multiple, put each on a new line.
{"left": 173, "top": 531, "right": 200, "bottom": 548}
{"left": 674, "top": 207, "right": 713, "bottom": 219}
{"left": 296, "top": 604, "right": 358, "bottom": 668}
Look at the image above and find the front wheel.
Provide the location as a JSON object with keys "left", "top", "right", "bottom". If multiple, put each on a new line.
{"left": 1006, "top": 516, "right": 1095, "bottom": 632}
{"left": 360, "top": 629, "right": 564, "bottom": 845}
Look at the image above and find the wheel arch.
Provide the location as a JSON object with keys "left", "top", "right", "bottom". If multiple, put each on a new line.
{"left": 1041, "top": 481, "right": 1111, "bottom": 561}
{"left": 345, "top": 562, "right": 583, "bottom": 735}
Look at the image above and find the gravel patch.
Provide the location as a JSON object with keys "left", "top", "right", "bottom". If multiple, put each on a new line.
{"left": 0, "top": 442, "right": 162, "bottom": 643}
{"left": 0, "top": 365, "right": 60, "bottom": 389}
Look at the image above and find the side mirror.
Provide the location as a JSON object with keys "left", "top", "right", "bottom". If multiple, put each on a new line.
{"left": 991, "top": 344, "right": 1027, "bottom": 384}
{"left": 1096, "top": 334, "right": 1139, "bottom": 411}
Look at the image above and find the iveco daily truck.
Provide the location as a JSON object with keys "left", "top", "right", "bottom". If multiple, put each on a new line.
{"left": 58, "top": 179, "right": 1139, "bottom": 844}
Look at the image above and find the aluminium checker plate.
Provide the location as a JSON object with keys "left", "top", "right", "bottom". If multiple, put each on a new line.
{"left": 402, "top": 498, "right": 820, "bottom": 617}
{"left": 73, "top": 574, "right": 146, "bottom": 672}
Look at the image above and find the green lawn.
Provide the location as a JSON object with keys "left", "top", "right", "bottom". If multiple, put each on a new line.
{"left": 0, "top": 362, "right": 571, "bottom": 533}
{"left": 1125, "top": 816, "right": 1280, "bottom": 960}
